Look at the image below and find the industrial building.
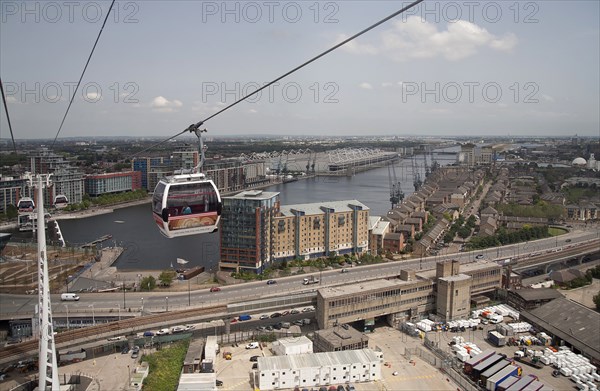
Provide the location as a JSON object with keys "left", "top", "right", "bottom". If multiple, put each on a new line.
{"left": 316, "top": 260, "right": 502, "bottom": 329}
{"left": 255, "top": 348, "right": 383, "bottom": 391}
{"left": 521, "top": 297, "right": 600, "bottom": 363}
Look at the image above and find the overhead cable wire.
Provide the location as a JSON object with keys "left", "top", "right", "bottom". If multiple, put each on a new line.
{"left": 130, "top": 0, "right": 425, "bottom": 159}
{"left": 51, "top": 0, "right": 116, "bottom": 149}
{"left": 0, "top": 78, "right": 17, "bottom": 153}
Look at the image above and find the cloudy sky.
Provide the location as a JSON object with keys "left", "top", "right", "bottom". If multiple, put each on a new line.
{"left": 0, "top": 1, "right": 598, "bottom": 139}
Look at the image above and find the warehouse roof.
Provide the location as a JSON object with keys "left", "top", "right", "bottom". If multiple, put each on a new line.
{"left": 509, "top": 288, "right": 563, "bottom": 302}
{"left": 522, "top": 297, "right": 600, "bottom": 361}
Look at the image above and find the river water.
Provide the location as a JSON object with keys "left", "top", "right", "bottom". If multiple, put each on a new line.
{"left": 15, "top": 153, "right": 454, "bottom": 270}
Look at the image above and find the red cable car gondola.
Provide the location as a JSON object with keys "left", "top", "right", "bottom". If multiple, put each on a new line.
{"left": 151, "top": 128, "right": 222, "bottom": 238}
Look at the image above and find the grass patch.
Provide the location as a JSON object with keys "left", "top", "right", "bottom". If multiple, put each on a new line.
{"left": 548, "top": 227, "right": 568, "bottom": 236}
{"left": 142, "top": 340, "right": 189, "bottom": 391}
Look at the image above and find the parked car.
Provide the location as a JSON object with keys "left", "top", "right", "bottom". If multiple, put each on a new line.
{"left": 290, "top": 309, "right": 300, "bottom": 314}
{"left": 250, "top": 356, "right": 259, "bottom": 362}
{"left": 259, "top": 314, "right": 269, "bottom": 320}
{"left": 341, "top": 268, "right": 348, "bottom": 273}
{"left": 156, "top": 328, "right": 170, "bottom": 335}
{"left": 293, "top": 320, "right": 304, "bottom": 326}
{"left": 302, "top": 307, "right": 314, "bottom": 312}
{"left": 266, "top": 280, "right": 277, "bottom": 285}
{"left": 107, "top": 336, "right": 124, "bottom": 341}
{"left": 270, "top": 312, "right": 282, "bottom": 318}
{"left": 216, "top": 379, "right": 223, "bottom": 386}
{"left": 252, "top": 363, "right": 258, "bottom": 370}
{"left": 475, "top": 254, "right": 484, "bottom": 259}
{"left": 565, "top": 239, "right": 572, "bottom": 242}
{"left": 281, "top": 310, "right": 290, "bottom": 316}
{"left": 121, "top": 347, "right": 129, "bottom": 354}
{"left": 209, "top": 287, "right": 221, "bottom": 292}
{"left": 230, "top": 318, "right": 238, "bottom": 324}
{"left": 131, "top": 350, "right": 139, "bottom": 359}
{"left": 143, "top": 331, "right": 155, "bottom": 337}
{"left": 246, "top": 342, "right": 260, "bottom": 349}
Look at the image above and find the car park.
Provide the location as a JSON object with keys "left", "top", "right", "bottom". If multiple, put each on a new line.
{"left": 266, "top": 280, "right": 277, "bottom": 285}
{"left": 209, "top": 287, "right": 221, "bottom": 292}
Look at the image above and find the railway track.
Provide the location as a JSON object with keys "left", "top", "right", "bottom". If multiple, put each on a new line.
{"left": 0, "top": 304, "right": 226, "bottom": 364}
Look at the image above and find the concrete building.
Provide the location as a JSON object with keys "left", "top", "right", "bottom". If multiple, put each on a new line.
{"left": 84, "top": 171, "right": 142, "bottom": 197}
{"left": 459, "top": 143, "right": 476, "bottom": 167}
{"left": 271, "top": 336, "right": 313, "bottom": 356}
{"left": 132, "top": 156, "right": 171, "bottom": 190}
{"left": 219, "top": 190, "right": 280, "bottom": 273}
{"left": 255, "top": 348, "right": 383, "bottom": 390}
{"left": 316, "top": 260, "right": 502, "bottom": 329}
{"left": 313, "top": 326, "right": 369, "bottom": 352}
{"left": 29, "top": 149, "right": 85, "bottom": 206}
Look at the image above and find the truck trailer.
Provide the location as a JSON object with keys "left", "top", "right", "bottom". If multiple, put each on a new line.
{"left": 486, "top": 365, "right": 522, "bottom": 391}
{"left": 480, "top": 359, "right": 511, "bottom": 385}
{"left": 488, "top": 330, "right": 507, "bottom": 347}
{"left": 464, "top": 349, "right": 496, "bottom": 375}
{"left": 504, "top": 375, "right": 538, "bottom": 391}
{"left": 472, "top": 354, "right": 506, "bottom": 380}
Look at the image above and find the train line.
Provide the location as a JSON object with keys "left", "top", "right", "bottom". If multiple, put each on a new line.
{"left": 0, "top": 304, "right": 226, "bottom": 365}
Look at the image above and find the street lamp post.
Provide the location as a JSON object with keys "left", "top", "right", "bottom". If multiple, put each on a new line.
{"left": 141, "top": 297, "right": 144, "bottom": 314}
{"left": 165, "top": 296, "right": 169, "bottom": 312}
{"left": 117, "top": 304, "right": 121, "bottom": 321}
{"left": 88, "top": 304, "right": 95, "bottom": 326}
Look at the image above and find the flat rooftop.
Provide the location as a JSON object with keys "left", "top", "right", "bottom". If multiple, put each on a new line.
{"left": 225, "top": 190, "right": 280, "bottom": 200}
{"left": 319, "top": 275, "right": 431, "bottom": 299}
{"left": 280, "top": 200, "right": 369, "bottom": 216}
{"left": 257, "top": 348, "right": 380, "bottom": 371}
{"left": 417, "top": 260, "right": 500, "bottom": 279}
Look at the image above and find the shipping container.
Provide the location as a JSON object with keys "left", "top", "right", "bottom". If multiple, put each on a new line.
{"left": 464, "top": 349, "right": 496, "bottom": 375}
{"left": 488, "top": 331, "right": 507, "bottom": 347}
{"left": 486, "top": 365, "right": 522, "bottom": 391}
{"left": 180, "top": 266, "right": 205, "bottom": 280}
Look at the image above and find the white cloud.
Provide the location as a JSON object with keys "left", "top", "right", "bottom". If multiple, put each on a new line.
{"left": 248, "top": 109, "right": 258, "bottom": 114}
{"left": 359, "top": 82, "right": 373, "bottom": 90}
{"left": 337, "top": 34, "right": 378, "bottom": 55}
{"left": 341, "top": 17, "right": 518, "bottom": 62}
{"left": 85, "top": 91, "right": 100, "bottom": 101}
{"left": 151, "top": 96, "right": 183, "bottom": 112}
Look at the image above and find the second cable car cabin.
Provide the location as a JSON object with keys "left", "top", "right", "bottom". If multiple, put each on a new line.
{"left": 152, "top": 173, "right": 222, "bottom": 238}
{"left": 54, "top": 194, "right": 69, "bottom": 209}
{"left": 17, "top": 197, "right": 35, "bottom": 213}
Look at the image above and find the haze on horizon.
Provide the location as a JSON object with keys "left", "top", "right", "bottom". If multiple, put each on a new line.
{"left": 0, "top": 1, "right": 598, "bottom": 140}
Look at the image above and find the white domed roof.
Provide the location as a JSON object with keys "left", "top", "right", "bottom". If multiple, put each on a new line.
{"left": 572, "top": 157, "right": 587, "bottom": 166}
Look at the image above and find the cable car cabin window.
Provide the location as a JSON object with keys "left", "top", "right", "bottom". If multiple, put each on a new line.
{"left": 152, "top": 182, "right": 166, "bottom": 215}
{"left": 165, "top": 182, "right": 219, "bottom": 232}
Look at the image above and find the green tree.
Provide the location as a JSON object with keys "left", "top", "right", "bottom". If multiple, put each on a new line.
{"left": 5, "top": 204, "right": 18, "bottom": 219}
{"left": 141, "top": 275, "right": 156, "bottom": 291}
{"left": 594, "top": 291, "right": 600, "bottom": 312}
{"left": 159, "top": 270, "right": 177, "bottom": 286}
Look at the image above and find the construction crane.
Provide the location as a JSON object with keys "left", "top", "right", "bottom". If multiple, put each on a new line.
{"left": 388, "top": 162, "right": 404, "bottom": 208}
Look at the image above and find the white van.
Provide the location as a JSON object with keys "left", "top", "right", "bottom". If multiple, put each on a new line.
{"left": 245, "top": 342, "right": 260, "bottom": 349}
{"left": 61, "top": 293, "right": 80, "bottom": 301}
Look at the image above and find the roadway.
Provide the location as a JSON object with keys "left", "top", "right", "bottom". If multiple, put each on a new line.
{"left": 1, "top": 228, "right": 598, "bottom": 320}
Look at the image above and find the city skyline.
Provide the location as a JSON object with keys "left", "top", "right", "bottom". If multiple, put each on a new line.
{"left": 1, "top": 1, "right": 598, "bottom": 139}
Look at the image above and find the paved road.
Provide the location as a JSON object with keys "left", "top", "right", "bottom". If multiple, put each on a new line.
{"left": 1, "top": 229, "right": 597, "bottom": 319}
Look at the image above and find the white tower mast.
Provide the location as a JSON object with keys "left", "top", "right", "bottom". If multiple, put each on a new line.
{"left": 32, "top": 174, "right": 60, "bottom": 391}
